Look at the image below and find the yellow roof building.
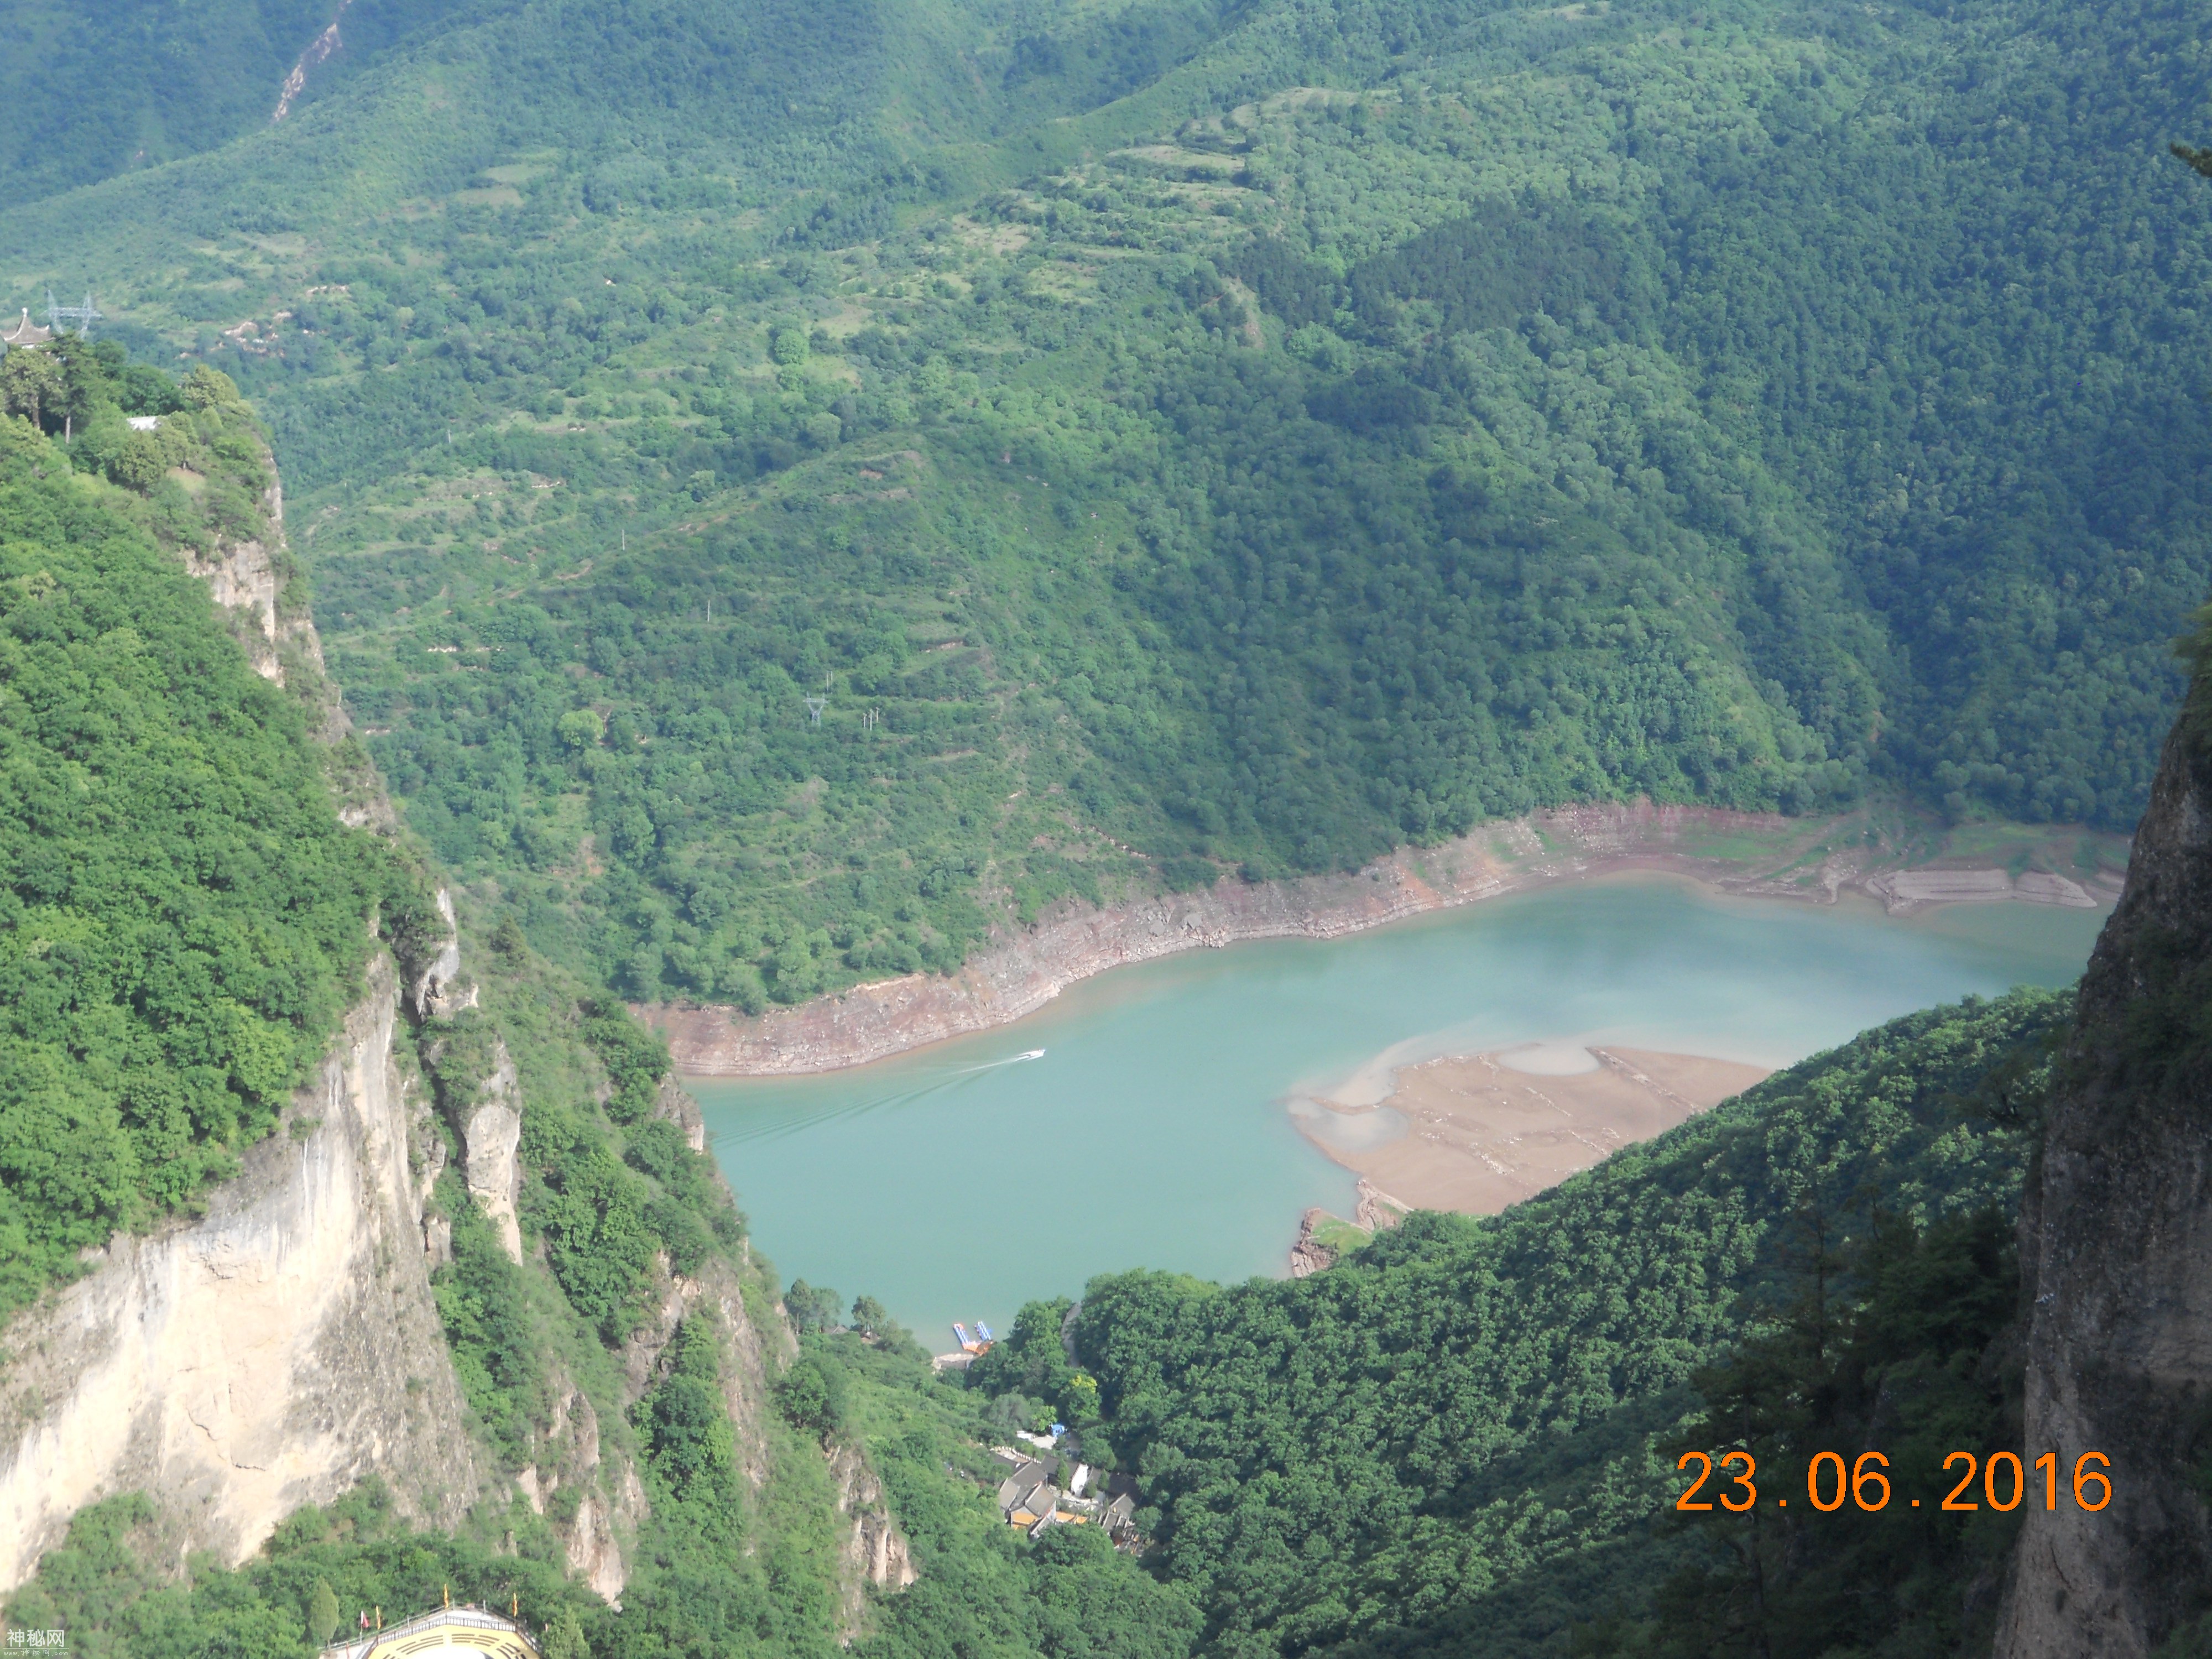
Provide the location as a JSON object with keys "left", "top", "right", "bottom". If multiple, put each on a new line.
{"left": 321, "top": 1606, "right": 542, "bottom": 1659}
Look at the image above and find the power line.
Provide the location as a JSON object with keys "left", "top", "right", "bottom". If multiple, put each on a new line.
{"left": 45, "top": 290, "right": 101, "bottom": 336}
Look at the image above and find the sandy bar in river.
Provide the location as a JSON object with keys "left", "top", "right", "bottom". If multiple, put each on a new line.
{"left": 1296, "top": 1047, "right": 1771, "bottom": 1215}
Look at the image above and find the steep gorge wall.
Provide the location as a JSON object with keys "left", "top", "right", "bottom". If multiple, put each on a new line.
{"left": 0, "top": 474, "right": 486, "bottom": 1592}
{"left": 2000, "top": 690, "right": 2212, "bottom": 1654}
{"left": 0, "top": 437, "right": 911, "bottom": 1621}
{"left": 187, "top": 478, "right": 331, "bottom": 697}
{"left": 0, "top": 954, "right": 482, "bottom": 1589}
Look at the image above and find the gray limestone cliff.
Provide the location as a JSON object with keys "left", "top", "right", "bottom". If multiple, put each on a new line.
{"left": 460, "top": 1039, "right": 523, "bottom": 1263}
{"left": 185, "top": 477, "right": 332, "bottom": 701}
{"left": 0, "top": 953, "right": 482, "bottom": 1590}
{"left": 413, "top": 888, "right": 478, "bottom": 1020}
{"left": 1999, "top": 665, "right": 2212, "bottom": 1656}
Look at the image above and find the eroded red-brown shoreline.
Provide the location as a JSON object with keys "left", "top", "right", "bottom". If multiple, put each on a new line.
{"left": 638, "top": 801, "right": 2118, "bottom": 1078}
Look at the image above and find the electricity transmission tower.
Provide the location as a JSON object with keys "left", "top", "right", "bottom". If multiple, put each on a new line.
{"left": 45, "top": 291, "right": 101, "bottom": 336}
{"left": 804, "top": 697, "right": 827, "bottom": 727}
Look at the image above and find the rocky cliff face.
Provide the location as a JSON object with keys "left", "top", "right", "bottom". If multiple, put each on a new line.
{"left": 1999, "top": 686, "right": 2212, "bottom": 1655}
{"left": 183, "top": 478, "right": 329, "bottom": 695}
{"left": 517, "top": 1371, "right": 643, "bottom": 1605}
{"left": 0, "top": 954, "right": 482, "bottom": 1590}
{"left": 828, "top": 1441, "right": 917, "bottom": 1639}
{"left": 460, "top": 1039, "right": 523, "bottom": 1263}
{"left": 0, "top": 466, "right": 491, "bottom": 1592}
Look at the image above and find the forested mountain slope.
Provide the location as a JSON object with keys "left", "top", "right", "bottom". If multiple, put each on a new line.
{"left": 0, "top": 353, "right": 416, "bottom": 1321}
{"left": 952, "top": 609, "right": 2212, "bottom": 1659}
{"left": 3, "top": 0, "right": 2201, "bottom": 1013}
{"left": 966, "top": 988, "right": 2064, "bottom": 1656}
{"left": 0, "top": 0, "right": 481, "bottom": 213}
{"left": 0, "top": 362, "right": 1196, "bottom": 1652}
{"left": 4, "top": 4, "right": 2205, "bottom": 1645}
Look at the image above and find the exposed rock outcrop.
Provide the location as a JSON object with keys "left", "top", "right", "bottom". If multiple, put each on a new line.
{"left": 709, "top": 1265, "right": 782, "bottom": 1491}
{"left": 510, "top": 1373, "right": 640, "bottom": 1605}
{"left": 1288, "top": 1210, "right": 1338, "bottom": 1278}
{"left": 0, "top": 954, "right": 482, "bottom": 1590}
{"left": 549, "top": 1381, "right": 632, "bottom": 1606}
{"left": 413, "top": 888, "right": 478, "bottom": 1019}
{"left": 461, "top": 1040, "right": 524, "bottom": 1262}
{"left": 270, "top": 0, "right": 353, "bottom": 123}
{"left": 622, "top": 1247, "right": 779, "bottom": 1491}
{"left": 654, "top": 1075, "right": 708, "bottom": 1153}
{"left": 182, "top": 532, "right": 280, "bottom": 671}
{"left": 1354, "top": 1177, "right": 1408, "bottom": 1233}
{"left": 547, "top": 1220, "right": 781, "bottom": 1606}
{"left": 1999, "top": 684, "right": 2212, "bottom": 1656}
{"left": 184, "top": 477, "right": 332, "bottom": 698}
{"left": 828, "top": 1441, "right": 917, "bottom": 1640}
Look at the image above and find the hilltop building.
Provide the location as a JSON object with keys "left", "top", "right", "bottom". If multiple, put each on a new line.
{"left": 1101, "top": 1490, "right": 1138, "bottom": 1543}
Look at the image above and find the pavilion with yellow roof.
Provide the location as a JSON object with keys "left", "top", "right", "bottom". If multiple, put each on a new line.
{"left": 319, "top": 1594, "right": 541, "bottom": 1659}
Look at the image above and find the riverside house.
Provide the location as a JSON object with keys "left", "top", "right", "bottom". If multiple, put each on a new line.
{"left": 992, "top": 1449, "right": 1141, "bottom": 1545}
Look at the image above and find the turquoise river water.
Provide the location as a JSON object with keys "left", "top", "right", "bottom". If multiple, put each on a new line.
{"left": 690, "top": 875, "right": 2105, "bottom": 1349}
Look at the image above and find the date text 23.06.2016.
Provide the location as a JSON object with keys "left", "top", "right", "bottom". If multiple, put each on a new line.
{"left": 1674, "top": 1449, "right": 2111, "bottom": 1514}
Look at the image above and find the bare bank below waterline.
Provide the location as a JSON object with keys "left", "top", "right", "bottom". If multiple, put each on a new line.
{"left": 1294, "top": 1044, "right": 1775, "bottom": 1218}
{"left": 643, "top": 802, "right": 2123, "bottom": 1077}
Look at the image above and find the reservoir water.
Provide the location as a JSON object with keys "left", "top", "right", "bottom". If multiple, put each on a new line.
{"left": 690, "top": 875, "right": 2104, "bottom": 1348}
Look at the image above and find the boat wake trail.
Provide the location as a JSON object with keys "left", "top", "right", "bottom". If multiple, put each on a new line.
{"left": 949, "top": 1048, "right": 1046, "bottom": 1076}
{"left": 708, "top": 1050, "right": 1045, "bottom": 1147}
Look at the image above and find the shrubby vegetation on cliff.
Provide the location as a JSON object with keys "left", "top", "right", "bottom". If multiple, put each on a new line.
{"left": 0, "top": 364, "right": 428, "bottom": 1323}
